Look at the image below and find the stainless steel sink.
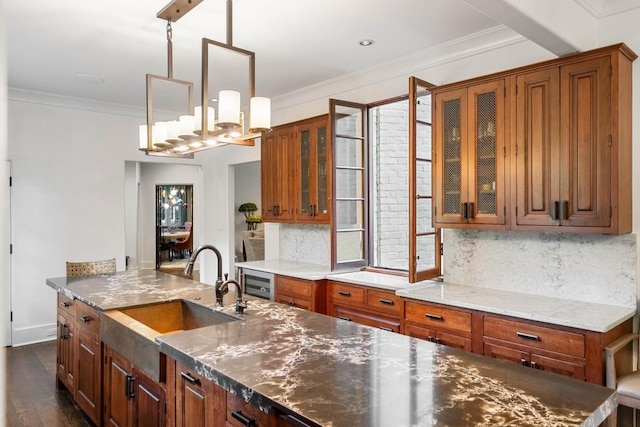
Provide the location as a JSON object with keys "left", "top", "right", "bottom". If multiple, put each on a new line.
{"left": 101, "top": 299, "right": 239, "bottom": 381}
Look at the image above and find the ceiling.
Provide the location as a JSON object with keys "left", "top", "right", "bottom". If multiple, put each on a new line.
{"left": 6, "top": 0, "right": 640, "bottom": 109}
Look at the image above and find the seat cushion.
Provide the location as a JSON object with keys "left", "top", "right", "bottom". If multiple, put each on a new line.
{"left": 618, "top": 372, "right": 640, "bottom": 400}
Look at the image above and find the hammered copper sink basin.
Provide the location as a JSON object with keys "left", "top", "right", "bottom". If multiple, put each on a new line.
{"left": 101, "top": 299, "right": 239, "bottom": 381}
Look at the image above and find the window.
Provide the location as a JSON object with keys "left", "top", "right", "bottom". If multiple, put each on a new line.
{"left": 331, "top": 77, "right": 441, "bottom": 281}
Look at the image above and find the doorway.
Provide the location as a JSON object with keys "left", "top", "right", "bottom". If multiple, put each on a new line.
{"left": 155, "top": 184, "right": 193, "bottom": 270}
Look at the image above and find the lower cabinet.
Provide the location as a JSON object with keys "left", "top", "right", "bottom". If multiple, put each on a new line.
{"left": 226, "top": 392, "right": 270, "bottom": 427}
{"left": 274, "top": 275, "right": 326, "bottom": 314}
{"left": 104, "top": 346, "right": 167, "bottom": 427}
{"left": 482, "top": 315, "right": 587, "bottom": 380}
{"left": 174, "top": 360, "right": 225, "bottom": 426}
{"left": 75, "top": 300, "right": 102, "bottom": 425}
{"left": 327, "top": 281, "right": 402, "bottom": 333}
{"left": 403, "top": 300, "right": 473, "bottom": 352}
{"left": 56, "top": 307, "right": 75, "bottom": 391}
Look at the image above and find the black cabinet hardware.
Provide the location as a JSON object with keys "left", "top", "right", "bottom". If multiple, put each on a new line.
{"left": 125, "top": 375, "right": 135, "bottom": 399}
{"left": 338, "top": 316, "right": 352, "bottom": 321}
{"left": 80, "top": 316, "right": 91, "bottom": 323}
{"left": 425, "top": 313, "right": 444, "bottom": 321}
{"left": 337, "top": 291, "right": 351, "bottom": 297}
{"left": 379, "top": 327, "right": 393, "bottom": 332}
{"left": 180, "top": 371, "right": 200, "bottom": 385}
{"left": 379, "top": 298, "right": 394, "bottom": 305}
{"left": 516, "top": 332, "right": 540, "bottom": 341}
{"left": 279, "top": 414, "right": 314, "bottom": 427}
{"left": 231, "top": 410, "right": 255, "bottom": 426}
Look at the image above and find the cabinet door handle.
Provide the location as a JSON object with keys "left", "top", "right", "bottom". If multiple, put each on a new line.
{"left": 338, "top": 316, "right": 352, "bottom": 322}
{"left": 288, "top": 301, "right": 296, "bottom": 307}
{"left": 435, "top": 337, "right": 442, "bottom": 344}
{"left": 180, "top": 371, "right": 200, "bottom": 385}
{"left": 125, "top": 375, "right": 136, "bottom": 399}
{"left": 516, "top": 332, "right": 540, "bottom": 341}
{"left": 231, "top": 410, "right": 255, "bottom": 426}
{"left": 560, "top": 200, "right": 568, "bottom": 220}
{"left": 550, "top": 201, "right": 559, "bottom": 220}
{"left": 309, "top": 204, "right": 313, "bottom": 216}
{"left": 379, "top": 327, "right": 393, "bottom": 332}
{"left": 337, "top": 291, "right": 351, "bottom": 297}
{"left": 59, "top": 323, "right": 68, "bottom": 339}
{"left": 379, "top": 298, "right": 394, "bottom": 305}
{"left": 80, "top": 316, "right": 91, "bottom": 323}
{"left": 467, "top": 202, "right": 474, "bottom": 218}
{"left": 521, "top": 359, "right": 528, "bottom": 366}
{"left": 60, "top": 301, "right": 70, "bottom": 308}
{"left": 425, "top": 313, "right": 444, "bottom": 321}
{"left": 427, "top": 336, "right": 435, "bottom": 342}
{"left": 530, "top": 361, "right": 537, "bottom": 369}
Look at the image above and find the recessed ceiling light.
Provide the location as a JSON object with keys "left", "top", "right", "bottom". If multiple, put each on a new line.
{"left": 73, "top": 74, "right": 105, "bottom": 85}
{"left": 359, "top": 39, "right": 375, "bottom": 47}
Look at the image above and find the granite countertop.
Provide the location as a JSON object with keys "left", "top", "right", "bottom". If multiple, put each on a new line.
{"left": 48, "top": 271, "right": 616, "bottom": 427}
{"left": 397, "top": 282, "right": 637, "bottom": 332}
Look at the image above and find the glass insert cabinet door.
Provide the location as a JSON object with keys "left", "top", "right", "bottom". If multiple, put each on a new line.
{"left": 433, "top": 79, "right": 505, "bottom": 226}
{"left": 297, "top": 118, "right": 330, "bottom": 222}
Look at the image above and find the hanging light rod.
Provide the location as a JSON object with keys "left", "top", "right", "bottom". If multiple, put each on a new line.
{"left": 157, "top": 0, "right": 204, "bottom": 22}
{"left": 140, "top": 0, "right": 271, "bottom": 158}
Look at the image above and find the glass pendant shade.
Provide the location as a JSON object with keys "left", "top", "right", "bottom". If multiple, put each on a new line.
{"left": 194, "top": 106, "right": 215, "bottom": 133}
{"left": 218, "top": 90, "right": 241, "bottom": 127}
{"left": 249, "top": 97, "right": 271, "bottom": 131}
{"left": 179, "top": 115, "right": 196, "bottom": 136}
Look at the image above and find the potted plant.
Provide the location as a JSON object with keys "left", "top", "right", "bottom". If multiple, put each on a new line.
{"left": 238, "top": 203, "right": 262, "bottom": 231}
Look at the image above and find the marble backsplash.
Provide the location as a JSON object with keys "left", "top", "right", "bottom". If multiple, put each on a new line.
{"left": 443, "top": 229, "right": 638, "bottom": 308}
{"left": 279, "top": 223, "right": 331, "bottom": 267}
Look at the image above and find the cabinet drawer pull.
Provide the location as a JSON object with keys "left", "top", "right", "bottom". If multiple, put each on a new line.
{"left": 231, "top": 410, "right": 255, "bottom": 426}
{"left": 379, "top": 298, "right": 394, "bottom": 305}
{"left": 521, "top": 359, "right": 528, "bottom": 366}
{"left": 279, "top": 414, "right": 314, "bottom": 427}
{"left": 60, "top": 301, "right": 70, "bottom": 308}
{"left": 180, "top": 371, "right": 200, "bottom": 385}
{"left": 125, "top": 375, "right": 136, "bottom": 399}
{"left": 530, "top": 361, "right": 537, "bottom": 369}
{"left": 59, "top": 323, "right": 68, "bottom": 339}
{"left": 516, "top": 332, "right": 540, "bottom": 341}
{"left": 425, "top": 313, "right": 444, "bottom": 321}
{"left": 337, "top": 291, "right": 351, "bottom": 297}
{"left": 338, "top": 316, "right": 352, "bottom": 322}
{"left": 435, "top": 337, "right": 442, "bottom": 344}
{"left": 80, "top": 316, "right": 91, "bottom": 323}
{"left": 379, "top": 327, "right": 393, "bottom": 332}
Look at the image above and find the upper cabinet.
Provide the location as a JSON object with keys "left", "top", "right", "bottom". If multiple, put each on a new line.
{"left": 262, "top": 115, "right": 331, "bottom": 224}
{"left": 432, "top": 43, "right": 635, "bottom": 234}
{"left": 433, "top": 79, "right": 507, "bottom": 228}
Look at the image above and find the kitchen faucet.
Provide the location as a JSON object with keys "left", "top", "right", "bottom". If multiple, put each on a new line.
{"left": 183, "top": 244, "right": 246, "bottom": 313}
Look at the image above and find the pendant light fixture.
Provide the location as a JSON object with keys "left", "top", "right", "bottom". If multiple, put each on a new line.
{"left": 139, "top": 0, "right": 271, "bottom": 157}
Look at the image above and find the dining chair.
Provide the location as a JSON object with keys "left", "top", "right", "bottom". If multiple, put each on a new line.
{"left": 66, "top": 258, "right": 117, "bottom": 277}
{"left": 604, "top": 333, "right": 640, "bottom": 427}
{"left": 172, "top": 227, "right": 193, "bottom": 258}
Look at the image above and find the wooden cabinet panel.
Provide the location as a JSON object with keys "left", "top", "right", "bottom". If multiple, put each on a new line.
{"left": 405, "top": 301, "right": 472, "bottom": 334}
{"left": 74, "top": 300, "right": 101, "bottom": 425}
{"left": 175, "top": 361, "right": 225, "bottom": 427}
{"left": 58, "top": 293, "right": 76, "bottom": 318}
{"left": 134, "top": 367, "right": 166, "bottom": 427}
{"left": 56, "top": 312, "right": 75, "bottom": 392}
{"left": 274, "top": 275, "right": 326, "bottom": 314}
{"left": 405, "top": 320, "right": 472, "bottom": 352}
{"left": 334, "top": 305, "right": 400, "bottom": 333}
{"left": 433, "top": 80, "right": 507, "bottom": 228}
{"left": 104, "top": 346, "right": 133, "bottom": 427}
{"left": 326, "top": 282, "right": 366, "bottom": 306}
{"left": 226, "top": 392, "right": 270, "bottom": 427}
{"left": 484, "top": 316, "right": 585, "bottom": 358}
{"left": 366, "top": 290, "right": 401, "bottom": 316}
{"left": 261, "top": 127, "right": 294, "bottom": 222}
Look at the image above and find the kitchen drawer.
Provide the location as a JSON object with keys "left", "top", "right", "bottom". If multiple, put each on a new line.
{"left": 366, "top": 290, "right": 401, "bottom": 316}
{"left": 327, "top": 282, "right": 365, "bottom": 305}
{"left": 276, "top": 295, "right": 312, "bottom": 311}
{"left": 405, "top": 301, "right": 472, "bottom": 333}
{"left": 276, "top": 276, "right": 312, "bottom": 298}
{"left": 405, "top": 324, "right": 472, "bottom": 351}
{"left": 226, "top": 392, "right": 270, "bottom": 427}
{"left": 58, "top": 293, "right": 76, "bottom": 318}
{"left": 76, "top": 300, "right": 100, "bottom": 335}
{"left": 484, "top": 316, "right": 585, "bottom": 358}
{"left": 334, "top": 306, "right": 400, "bottom": 333}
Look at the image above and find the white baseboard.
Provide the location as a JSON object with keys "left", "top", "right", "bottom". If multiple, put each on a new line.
{"left": 11, "top": 322, "right": 57, "bottom": 347}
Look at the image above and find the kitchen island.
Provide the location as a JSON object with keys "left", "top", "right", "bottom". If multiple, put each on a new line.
{"left": 47, "top": 270, "right": 616, "bottom": 426}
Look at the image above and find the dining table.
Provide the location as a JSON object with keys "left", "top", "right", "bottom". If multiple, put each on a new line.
{"left": 161, "top": 230, "right": 190, "bottom": 243}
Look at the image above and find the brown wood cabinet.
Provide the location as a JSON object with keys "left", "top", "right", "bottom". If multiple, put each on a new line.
{"left": 483, "top": 315, "right": 586, "bottom": 380}
{"left": 262, "top": 126, "right": 294, "bottom": 222}
{"left": 433, "top": 79, "right": 507, "bottom": 228}
{"left": 327, "top": 281, "right": 402, "bottom": 333}
{"left": 75, "top": 300, "right": 102, "bottom": 425}
{"left": 174, "top": 360, "right": 226, "bottom": 427}
{"left": 226, "top": 392, "right": 271, "bottom": 427}
{"left": 274, "top": 275, "right": 327, "bottom": 314}
{"left": 104, "top": 345, "right": 167, "bottom": 427}
{"left": 403, "top": 300, "right": 473, "bottom": 351}
{"left": 56, "top": 294, "right": 76, "bottom": 392}
{"left": 433, "top": 43, "right": 635, "bottom": 234}
{"left": 513, "top": 45, "right": 634, "bottom": 233}
{"left": 262, "top": 115, "right": 331, "bottom": 224}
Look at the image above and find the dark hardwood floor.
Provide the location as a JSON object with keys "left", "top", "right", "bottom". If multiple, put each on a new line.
{"left": 5, "top": 341, "right": 91, "bottom": 427}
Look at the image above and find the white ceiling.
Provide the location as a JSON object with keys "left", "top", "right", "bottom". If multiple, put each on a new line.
{"left": 6, "top": 0, "right": 640, "bottom": 109}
